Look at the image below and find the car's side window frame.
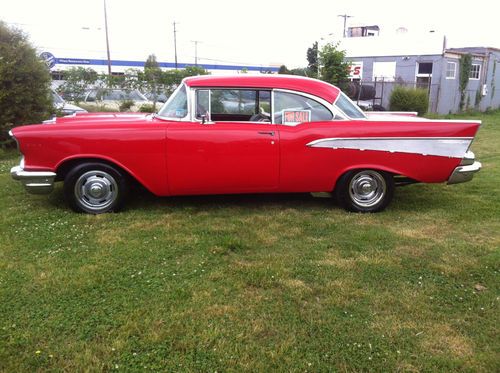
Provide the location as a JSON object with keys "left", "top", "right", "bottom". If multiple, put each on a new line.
{"left": 271, "top": 89, "right": 347, "bottom": 125}
{"left": 191, "top": 87, "right": 273, "bottom": 125}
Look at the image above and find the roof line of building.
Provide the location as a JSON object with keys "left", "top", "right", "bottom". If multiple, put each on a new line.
{"left": 53, "top": 57, "right": 280, "bottom": 72}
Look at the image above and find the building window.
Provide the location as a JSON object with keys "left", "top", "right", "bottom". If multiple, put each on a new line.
{"left": 417, "top": 62, "right": 433, "bottom": 75}
{"left": 446, "top": 62, "right": 456, "bottom": 79}
{"left": 373, "top": 61, "right": 396, "bottom": 82}
{"left": 469, "top": 64, "right": 481, "bottom": 80}
{"left": 416, "top": 62, "right": 433, "bottom": 89}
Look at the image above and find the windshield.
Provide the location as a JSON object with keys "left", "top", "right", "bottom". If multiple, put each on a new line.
{"left": 334, "top": 92, "right": 366, "bottom": 119}
{"left": 157, "top": 84, "right": 188, "bottom": 119}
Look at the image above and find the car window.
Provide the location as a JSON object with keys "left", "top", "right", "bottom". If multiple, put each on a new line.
{"left": 274, "top": 91, "right": 333, "bottom": 125}
{"left": 157, "top": 84, "right": 188, "bottom": 118}
{"left": 196, "top": 90, "right": 210, "bottom": 119}
{"left": 211, "top": 89, "right": 256, "bottom": 115}
{"left": 196, "top": 89, "right": 271, "bottom": 122}
{"left": 334, "top": 92, "right": 366, "bottom": 119}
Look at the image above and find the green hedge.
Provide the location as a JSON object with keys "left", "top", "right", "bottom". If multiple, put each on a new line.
{"left": 389, "top": 86, "right": 429, "bottom": 116}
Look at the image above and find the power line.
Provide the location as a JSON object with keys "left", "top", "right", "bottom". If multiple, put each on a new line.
{"left": 338, "top": 14, "right": 354, "bottom": 38}
{"left": 197, "top": 56, "right": 270, "bottom": 66}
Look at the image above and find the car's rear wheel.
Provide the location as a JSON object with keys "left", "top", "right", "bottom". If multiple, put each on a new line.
{"left": 335, "top": 169, "right": 394, "bottom": 213}
{"left": 64, "top": 162, "right": 128, "bottom": 214}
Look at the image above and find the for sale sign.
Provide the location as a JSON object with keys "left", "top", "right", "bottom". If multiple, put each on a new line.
{"left": 348, "top": 61, "right": 363, "bottom": 79}
{"left": 282, "top": 110, "right": 311, "bottom": 125}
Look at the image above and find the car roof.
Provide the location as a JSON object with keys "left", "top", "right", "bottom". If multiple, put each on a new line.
{"left": 184, "top": 75, "right": 340, "bottom": 103}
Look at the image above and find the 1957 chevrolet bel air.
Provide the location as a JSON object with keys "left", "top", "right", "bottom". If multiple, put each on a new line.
{"left": 10, "top": 75, "right": 481, "bottom": 213}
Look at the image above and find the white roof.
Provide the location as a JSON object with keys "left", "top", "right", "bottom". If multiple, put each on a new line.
{"left": 340, "top": 32, "right": 446, "bottom": 58}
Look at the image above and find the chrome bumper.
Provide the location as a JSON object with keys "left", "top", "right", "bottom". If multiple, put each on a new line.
{"left": 10, "top": 165, "right": 57, "bottom": 194}
{"left": 447, "top": 151, "right": 482, "bottom": 185}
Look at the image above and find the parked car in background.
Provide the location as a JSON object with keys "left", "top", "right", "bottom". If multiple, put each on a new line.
{"left": 52, "top": 90, "right": 87, "bottom": 115}
{"left": 81, "top": 89, "right": 154, "bottom": 111}
{"left": 10, "top": 75, "right": 481, "bottom": 214}
{"left": 144, "top": 92, "right": 169, "bottom": 104}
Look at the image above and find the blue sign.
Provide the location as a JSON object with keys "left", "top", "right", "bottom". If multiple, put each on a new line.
{"left": 40, "top": 52, "right": 56, "bottom": 69}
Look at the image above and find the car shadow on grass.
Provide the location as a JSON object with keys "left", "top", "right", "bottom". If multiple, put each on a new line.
{"left": 44, "top": 182, "right": 470, "bottom": 214}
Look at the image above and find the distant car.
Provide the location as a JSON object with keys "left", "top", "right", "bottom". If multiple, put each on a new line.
{"left": 144, "top": 92, "right": 169, "bottom": 103}
{"left": 82, "top": 89, "right": 154, "bottom": 111}
{"left": 52, "top": 90, "right": 87, "bottom": 115}
{"left": 10, "top": 75, "right": 481, "bottom": 214}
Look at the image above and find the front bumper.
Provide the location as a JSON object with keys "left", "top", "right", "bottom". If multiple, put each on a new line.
{"left": 10, "top": 165, "right": 57, "bottom": 194}
{"left": 447, "top": 151, "right": 482, "bottom": 185}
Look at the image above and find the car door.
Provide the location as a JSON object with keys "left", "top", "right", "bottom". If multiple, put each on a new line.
{"left": 166, "top": 88, "right": 279, "bottom": 195}
{"left": 272, "top": 90, "right": 342, "bottom": 192}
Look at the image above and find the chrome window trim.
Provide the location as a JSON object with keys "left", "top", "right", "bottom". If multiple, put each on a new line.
{"left": 272, "top": 89, "right": 346, "bottom": 125}
{"left": 190, "top": 87, "right": 274, "bottom": 125}
{"left": 333, "top": 91, "right": 367, "bottom": 120}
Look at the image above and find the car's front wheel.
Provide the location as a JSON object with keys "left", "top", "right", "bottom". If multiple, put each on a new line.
{"left": 64, "top": 162, "right": 128, "bottom": 214}
{"left": 335, "top": 169, "right": 394, "bottom": 213}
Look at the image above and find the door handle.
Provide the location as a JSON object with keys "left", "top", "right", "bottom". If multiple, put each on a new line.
{"left": 258, "top": 131, "right": 275, "bottom": 136}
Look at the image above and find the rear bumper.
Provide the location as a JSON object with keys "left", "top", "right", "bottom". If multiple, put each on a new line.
{"left": 447, "top": 151, "right": 482, "bottom": 185}
{"left": 11, "top": 165, "right": 56, "bottom": 194}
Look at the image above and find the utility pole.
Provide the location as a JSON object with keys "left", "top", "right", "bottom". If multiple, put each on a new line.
{"left": 338, "top": 14, "right": 353, "bottom": 38}
{"left": 104, "top": 0, "right": 112, "bottom": 75}
{"left": 191, "top": 40, "right": 201, "bottom": 66}
{"left": 173, "top": 21, "right": 178, "bottom": 69}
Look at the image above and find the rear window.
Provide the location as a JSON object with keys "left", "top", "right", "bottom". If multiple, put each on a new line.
{"left": 334, "top": 93, "right": 366, "bottom": 119}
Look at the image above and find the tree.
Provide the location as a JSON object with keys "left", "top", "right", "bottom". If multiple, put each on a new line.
{"left": 59, "top": 67, "right": 98, "bottom": 103}
{"left": 0, "top": 22, "right": 53, "bottom": 147}
{"left": 143, "top": 54, "right": 163, "bottom": 110}
{"left": 459, "top": 53, "right": 472, "bottom": 111}
{"left": 306, "top": 41, "right": 319, "bottom": 78}
{"left": 318, "top": 42, "right": 350, "bottom": 89}
{"left": 278, "top": 65, "right": 290, "bottom": 74}
{"left": 160, "top": 66, "right": 209, "bottom": 96}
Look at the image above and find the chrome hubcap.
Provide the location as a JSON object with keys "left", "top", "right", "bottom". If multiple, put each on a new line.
{"left": 75, "top": 170, "right": 118, "bottom": 211}
{"left": 349, "top": 171, "right": 386, "bottom": 208}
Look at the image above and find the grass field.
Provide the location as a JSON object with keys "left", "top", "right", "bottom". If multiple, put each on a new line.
{"left": 0, "top": 112, "right": 498, "bottom": 372}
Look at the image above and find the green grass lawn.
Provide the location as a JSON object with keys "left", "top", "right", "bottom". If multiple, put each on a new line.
{"left": 1, "top": 112, "right": 499, "bottom": 372}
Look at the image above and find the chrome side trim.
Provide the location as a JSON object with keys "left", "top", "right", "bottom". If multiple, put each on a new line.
{"left": 306, "top": 137, "right": 473, "bottom": 158}
{"left": 447, "top": 161, "right": 482, "bottom": 184}
{"left": 10, "top": 165, "right": 56, "bottom": 194}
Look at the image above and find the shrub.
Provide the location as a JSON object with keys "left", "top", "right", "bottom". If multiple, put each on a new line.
{"left": 78, "top": 103, "right": 118, "bottom": 113}
{"left": 119, "top": 100, "right": 134, "bottom": 112}
{"left": 0, "top": 22, "right": 53, "bottom": 148}
{"left": 389, "top": 86, "right": 429, "bottom": 115}
{"left": 138, "top": 104, "right": 156, "bottom": 113}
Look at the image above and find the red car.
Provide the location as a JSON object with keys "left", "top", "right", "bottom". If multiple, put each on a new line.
{"left": 10, "top": 75, "right": 481, "bottom": 213}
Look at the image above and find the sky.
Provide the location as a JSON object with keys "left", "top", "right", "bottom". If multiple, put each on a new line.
{"left": 1, "top": 0, "right": 499, "bottom": 68}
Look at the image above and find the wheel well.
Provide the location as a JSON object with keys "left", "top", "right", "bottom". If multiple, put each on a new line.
{"left": 333, "top": 168, "right": 398, "bottom": 192}
{"left": 55, "top": 158, "right": 136, "bottom": 184}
